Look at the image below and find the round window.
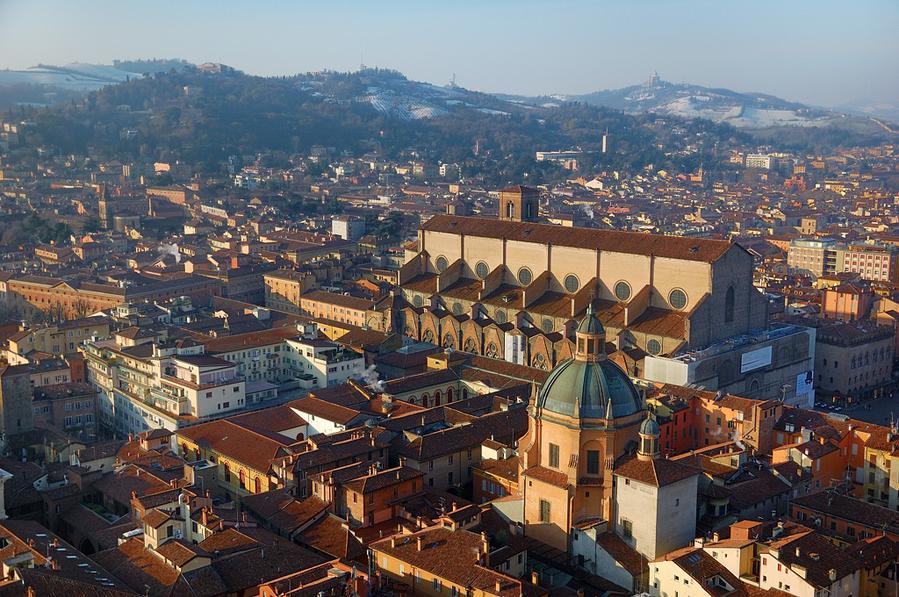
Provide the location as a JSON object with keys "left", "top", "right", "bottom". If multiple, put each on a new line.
{"left": 564, "top": 274, "right": 580, "bottom": 294}
{"left": 413, "top": 295, "right": 423, "bottom": 308}
{"left": 475, "top": 261, "right": 489, "bottom": 279}
{"left": 435, "top": 256, "right": 448, "bottom": 273}
{"left": 669, "top": 288, "right": 688, "bottom": 310}
{"left": 452, "top": 302, "right": 463, "bottom": 315}
{"left": 518, "top": 267, "right": 533, "bottom": 286}
{"left": 614, "top": 280, "right": 632, "bottom": 302}
{"left": 495, "top": 310, "right": 507, "bottom": 324}
{"left": 542, "top": 318, "right": 554, "bottom": 333}
{"left": 647, "top": 339, "right": 662, "bottom": 356}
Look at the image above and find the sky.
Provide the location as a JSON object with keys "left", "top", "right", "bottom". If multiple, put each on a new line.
{"left": 1, "top": 0, "right": 897, "bottom": 108}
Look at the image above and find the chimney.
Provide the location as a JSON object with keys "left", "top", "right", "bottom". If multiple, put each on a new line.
{"left": 416, "top": 536, "right": 423, "bottom": 551}
{"left": 531, "top": 571, "right": 540, "bottom": 587}
{"left": 495, "top": 580, "right": 503, "bottom": 592}
{"left": 795, "top": 547, "right": 800, "bottom": 557}
{"left": 390, "top": 537, "right": 397, "bottom": 548}
{"left": 480, "top": 531, "right": 489, "bottom": 555}
{"left": 828, "top": 569, "right": 837, "bottom": 582}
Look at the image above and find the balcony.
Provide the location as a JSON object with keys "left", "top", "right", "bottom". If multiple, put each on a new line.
{"left": 149, "top": 387, "right": 191, "bottom": 415}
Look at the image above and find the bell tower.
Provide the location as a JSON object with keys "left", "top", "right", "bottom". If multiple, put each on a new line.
{"left": 499, "top": 185, "right": 539, "bottom": 222}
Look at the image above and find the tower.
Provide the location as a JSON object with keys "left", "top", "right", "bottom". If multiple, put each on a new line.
{"left": 98, "top": 184, "right": 111, "bottom": 230}
{"left": 601, "top": 129, "right": 609, "bottom": 154}
{"left": 498, "top": 185, "right": 539, "bottom": 222}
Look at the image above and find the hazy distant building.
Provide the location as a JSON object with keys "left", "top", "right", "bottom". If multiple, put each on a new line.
{"left": 331, "top": 216, "right": 366, "bottom": 241}
{"left": 841, "top": 243, "right": 899, "bottom": 283}
{"left": 745, "top": 154, "right": 776, "bottom": 170}
{"left": 787, "top": 238, "right": 840, "bottom": 277}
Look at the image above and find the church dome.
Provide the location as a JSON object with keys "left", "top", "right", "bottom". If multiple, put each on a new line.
{"left": 576, "top": 306, "right": 605, "bottom": 335}
{"left": 536, "top": 357, "right": 642, "bottom": 419}
{"left": 640, "top": 413, "right": 661, "bottom": 437}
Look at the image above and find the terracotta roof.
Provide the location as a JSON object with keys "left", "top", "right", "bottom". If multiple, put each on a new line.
{"left": 614, "top": 455, "right": 699, "bottom": 487}
{"left": 175, "top": 419, "right": 298, "bottom": 473}
{"left": 298, "top": 514, "right": 366, "bottom": 563}
{"left": 288, "top": 396, "right": 362, "bottom": 426}
{"left": 792, "top": 490, "right": 899, "bottom": 534}
{"left": 595, "top": 532, "right": 645, "bottom": 577}
{"left": 764, "top": 530, "right": 862, "bottom": 588}
{"left": 343, "top": 466, "right": 423, "bottom": 494}
{"left": 142, "top": 508, "right": 172, "bottom": 529}
{"left": 422, "top": 214, "right": 734, "bottom": 263}
{"left": 371, "top": 526, "right": 535, "bottom": 597}
{"left": 474, "top": 456, "right": 520, "bottom": 484}
{"left": 241, "top": 490, "right": 328, "bottom": 535}
{"left": 524, "top": 465, "right": 570, "bottom": 489}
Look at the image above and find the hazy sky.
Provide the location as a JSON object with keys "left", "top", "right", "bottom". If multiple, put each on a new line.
{"left": 1, "top": 0, "right": 897, "bottom": 107}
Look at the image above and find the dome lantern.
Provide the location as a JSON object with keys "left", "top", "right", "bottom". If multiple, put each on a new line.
{"left": 638, "top": 411, "right": 661, "bottom": 460}
{"left": 575, "top": 303, "right": 605, "bottom": 363}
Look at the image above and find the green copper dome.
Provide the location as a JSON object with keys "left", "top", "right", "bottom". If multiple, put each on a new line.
{"left": 536, "top": 357, "right": 642, "bottom": 419}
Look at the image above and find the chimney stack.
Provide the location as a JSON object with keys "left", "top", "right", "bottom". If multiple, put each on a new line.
{"left": 531, "top": 571, "right": 540, "bottom": 587}
{"left": 416, "top": 536, "right": 423, "bottom": 551}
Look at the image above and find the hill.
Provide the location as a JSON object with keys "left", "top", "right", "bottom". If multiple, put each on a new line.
{"left": 0, "top": 60, "right": 190, "bottom": 107}
{"left": 7, "top": 66, "right": 744, "bottom": 180}
{"left": 504, "top": 74, "right": 896, "bottom": 147}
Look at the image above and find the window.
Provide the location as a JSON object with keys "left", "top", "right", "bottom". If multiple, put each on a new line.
{"left": 647, "top": 339, "right": 662, "bottom": 356}
{"left": 539, "top": 499, "right": 551, "bottom": 523}
{"left": 725, "top": 286, "right": 735, "bottom": 323}
{"left": 475, "top": 261, "right": 490, "bottom": 279}
{"left": 614, "top": 280, "right": 632, "bottom": 301}
{"left": 435, "top": 256, "right": 448, "bottom": 272}
{"left": 433, "top": 579, "right": 441, "bottom": 591}
{"left": 564, "top": 274, "right": 580, "bottom": 294}
{"left": 542, "top": 318, "right": 554, "bottom": 333}
{"left": 518, "top": 267, "right": 533, "bottom": 286}
{"left": 549, "top": 443, "right": 560, "bottom": 468}
{"left": 622, "top": 518, "right": 633, "bottom": 538}
{"left": 669, "top": 288, "right": 688, "bottom": 310}
{"left": 587, "top": 450, "right": 600, "bottom": 475}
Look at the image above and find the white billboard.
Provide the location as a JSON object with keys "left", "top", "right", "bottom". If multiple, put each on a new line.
{"left": 740, "top": 346, "right": 772, "bottom": 374}
{"left": 796, "top": 370, "right": 815, "bottom": 407}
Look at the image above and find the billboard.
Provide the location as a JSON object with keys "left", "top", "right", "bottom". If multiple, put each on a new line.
{"left": 796, "top": 370, "right": 815, "bottom": 406}
{"left": 740, "top": 346, "right": 772, "bottom": 374}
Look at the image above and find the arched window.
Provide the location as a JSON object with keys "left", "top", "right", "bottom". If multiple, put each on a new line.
{"left": 254, "top": 477, "right": 262, "bottom": 494}
{"left": 725, "top": 286, "right": 735, "bottom": 323}
{"left": 462, "top": 388, "right": 469, "bottom": 400}
{"left": 422, "top": 393, "right": 430, "bottom": 406}
{"left": 507, "top": 202, "right": 514, "bottom": 218}
{"left": 435, "top": 391, "right": 442, "bottom": 406}
{"left": 447, "top": 388, "right": 454, "bottom": 402}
